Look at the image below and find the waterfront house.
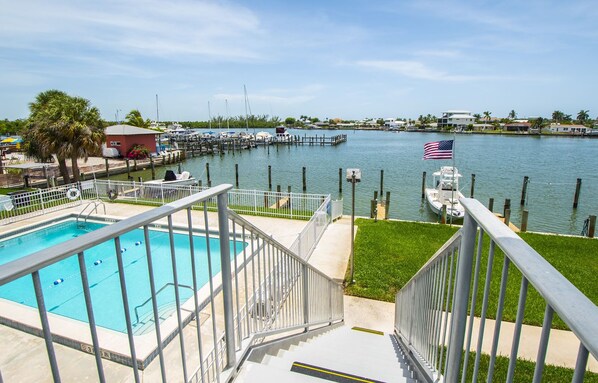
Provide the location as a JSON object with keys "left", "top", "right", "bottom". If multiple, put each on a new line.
{"left": 505, "top": 122, "right": 531, "bottom": 133}
{"left": 472, "top": 123, "right": 495, "bottom": 132}
{"left": 104, "top": 124, "right": 159, "bottom": 157}
{"left": 547, "top": 123, "right": 593, "bottom": 135}
{"left": 437, "top": 110, "right": 475, "bottom": 129}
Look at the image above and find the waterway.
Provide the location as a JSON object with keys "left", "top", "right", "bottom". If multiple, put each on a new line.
{"left": 109, "top": 130, "right": 598, "bottom": 235}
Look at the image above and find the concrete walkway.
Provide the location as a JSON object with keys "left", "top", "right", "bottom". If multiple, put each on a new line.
{"left": 307, "top": 217, "right": 598, "bottom": 372}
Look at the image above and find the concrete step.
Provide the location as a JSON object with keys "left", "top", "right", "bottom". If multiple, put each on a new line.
{"left": 237, "top": 326, "right": 416, "bottom": 383}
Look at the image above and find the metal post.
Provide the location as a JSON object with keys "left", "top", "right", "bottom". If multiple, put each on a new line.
{"left": 217, "top": 191, "right": 236, "bottom": 368}
{"left": 446, "top": 210, "right": 478, "bottom": 382}
{"left": 350, "top": 173, "right": 356, "bottom": 283}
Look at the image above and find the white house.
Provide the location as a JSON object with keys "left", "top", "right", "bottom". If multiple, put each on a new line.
{"left": 384, "top": 118, "right": 407, "bottom": 129}
{"left": 546, "top": 124, "right": 593, "bottom": 135}
{"left": 437, "top": 110, "right": 475, "bottom": 128}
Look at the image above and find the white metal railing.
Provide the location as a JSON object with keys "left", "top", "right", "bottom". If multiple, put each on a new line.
{"left": 289, "top": 195, "right": 332, "bottom": 260}
{"left": 0, "top": 184, "right": 343, "bottom": 382}
{"left": 0, "top": 180, "right": 329, "bottom": 225}
{"left": 395, "top": 198, "right": 598, "bottom": 383}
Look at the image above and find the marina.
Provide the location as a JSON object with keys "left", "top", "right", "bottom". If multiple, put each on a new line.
{"left": 101, "top": 129, "right": 598, "bottom": 236}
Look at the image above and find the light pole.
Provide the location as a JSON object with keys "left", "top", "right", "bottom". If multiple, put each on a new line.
{"left": 346, "top": 168, "right": 361, "bottom": 284}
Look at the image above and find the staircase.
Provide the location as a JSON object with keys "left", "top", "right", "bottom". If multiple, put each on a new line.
{"left": 236, "top": 326, "right": 417, "bottom": 382}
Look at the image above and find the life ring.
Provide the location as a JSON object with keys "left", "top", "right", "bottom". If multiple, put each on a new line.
{"left": 66, "top": 188, "right": 81, "bottom": 200}
{"left": 108, "top": 189, "right": 118, "bottom": 201}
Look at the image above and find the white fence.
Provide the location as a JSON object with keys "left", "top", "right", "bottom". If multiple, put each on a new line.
{"left": 289, "top": 196, "right": 332, "bottom": 260}
{"left": 0, "top": 180, "right": 331, "bottom": 226}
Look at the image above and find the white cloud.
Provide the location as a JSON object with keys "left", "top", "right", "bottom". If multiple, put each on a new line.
{"left": 0, "top": 0, "right": 265, "bottom": 61}
{"left": 356, "top": 60, "right": 477, "bottom": 81}
{"left": 213, "top": 85, "right": 325, "bottom": 105}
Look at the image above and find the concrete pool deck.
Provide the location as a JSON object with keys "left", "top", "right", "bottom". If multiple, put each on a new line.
{"left": 1, "top": 205, "right": 596, "bottom": 381}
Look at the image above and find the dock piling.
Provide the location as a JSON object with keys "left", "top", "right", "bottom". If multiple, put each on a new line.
{"left": 521, "top": 210, "right": 529, "bottom": 232}
{"left": 504, "top": 208, "right": 511, "bottom": 227}
{"left": 503, "top": 198, "right": 511, "bottom": 218}
{"left": 104, "top": 159, "right": 110, "bottom": 179}
{"left": 302, "top": 167, "right": 307, "bottom": 192}
{"left": 441, "top": 205, "right": 447, "bottom": 224}
{"left": 150, "top": 157, "right": 155, "bottom": 180}
{"left": 276, "top": 185, "right": 281, "bottom": 209}
{"left": 385, "top": 191, "right": 390, "bottom": 220}
{"left": 421, "top": 171, "right": 426, "bottom": 199}
{"left": 338, "top": 168, "right": 343, "bottom": 193}
{"left": 125, "top": 159, "right": 130, "bottom": 178}
{"left": 379, "top": 170, "right": 384, "bottom": 197}
{"left": 470, "top": 174, "right": 476, "bottom": 198}
{"left": 589, "top": 215, "right": 596, "bottom": 238}
{"left": 206, "top": 163, "right": 211, "bottom": 187}
{"left": 573, "top": 178, "right": 582, "bottom": 208}
{"left": 235, "top": 164, "right": 239, "bottom": 188}
{"left": 268, "top": 165, "right": 272, "bottom": 191}
{"left": 489, "top": 198, "right": 494, "bottom": 212}
{"left": 521, "top": 176, "right": 529, "bottom": 205}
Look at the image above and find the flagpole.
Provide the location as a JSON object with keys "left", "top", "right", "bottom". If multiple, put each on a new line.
{"left": 450, "top": 131, "right": 456, "bottom": 226}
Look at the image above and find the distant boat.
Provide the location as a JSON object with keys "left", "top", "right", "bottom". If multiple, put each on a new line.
{"left": 425, "top": 166, "right": 465, "bottom": 220}
{"left": 255, "top": 131, "right": 273, "bottom": 143}
{"left": 275, "top": 126, "right": 293, "bottom": 142}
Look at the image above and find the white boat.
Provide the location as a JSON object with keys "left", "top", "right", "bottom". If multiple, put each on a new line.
{"left": 425, "top": 166, "right": 465, "bottom": 220}
{"left": 255, "top": 131, "right": 273, "bottom": 143}
{"left": 144, "top": 170, "right": 197, "bottom": 186}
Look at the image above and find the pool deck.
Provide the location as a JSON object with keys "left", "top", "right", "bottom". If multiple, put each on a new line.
{"left": 1, "top": 206, "right": 596, "bottom": 381}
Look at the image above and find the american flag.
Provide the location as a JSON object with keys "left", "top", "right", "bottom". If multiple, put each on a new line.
{"left": 423, "top": 140, "right": 453, "bottom": 160}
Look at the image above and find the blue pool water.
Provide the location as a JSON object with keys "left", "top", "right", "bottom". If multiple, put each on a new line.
{"left": 0, "top": 220, "right": 246, "bottom": 334}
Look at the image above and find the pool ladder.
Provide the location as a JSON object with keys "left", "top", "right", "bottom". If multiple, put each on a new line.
{"left": 77, "top": 200, "right": 107, "bottom": 224}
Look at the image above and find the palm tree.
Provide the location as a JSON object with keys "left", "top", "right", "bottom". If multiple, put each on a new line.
{"left": 532, "top": 117, "right": 544, "bottom": 135}
{"left": 26, "top": 90, "right": 71, "bottom": 182}
{"left": 483, "top": 111, "right": 492, "bottom": 123}
{"left": 60, "top": 97, "right": 104, "bottom": 182}
{"left": 508, "top": 110, "right": 517, "bottom": 120}
{"left": 552, "top": 110, "right": 564, "bottom": 123}
{"left": 577, "top": 110, "right": 590, "bottom": 124}
{"left": 125, "top": 109, "right": 150, "bottom": 128}
{"left": 26, "top": 90, "right": 104, "bottom": 184}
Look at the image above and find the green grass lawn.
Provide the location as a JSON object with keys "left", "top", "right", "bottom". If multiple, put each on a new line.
{"left": 345, "top": 219, "right": 598, "bottom": 329}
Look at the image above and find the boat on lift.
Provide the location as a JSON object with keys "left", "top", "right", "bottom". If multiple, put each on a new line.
{"left": 425, "top": 166, "right": 465, "bottom": 220}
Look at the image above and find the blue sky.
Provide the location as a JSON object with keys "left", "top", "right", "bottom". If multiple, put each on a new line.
{"left": 1, "top": 0, "right": 596, "bottom": 121}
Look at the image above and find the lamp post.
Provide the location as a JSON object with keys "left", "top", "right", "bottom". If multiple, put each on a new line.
{"left": 346, "top": 168, "right": 361, "bottom": 284}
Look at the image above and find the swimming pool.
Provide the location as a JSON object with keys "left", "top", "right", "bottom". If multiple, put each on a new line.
{"left": 0, "top": 218, "right": 246, "bottom": 335}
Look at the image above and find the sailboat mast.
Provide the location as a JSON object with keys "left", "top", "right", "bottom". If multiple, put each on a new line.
{"left": 208, "top": 101, "right": 212, "bottom": 130}
{"left": 156, "top": 94, "right": 159, "bottom": 123}
{"left": 225, "top": 99, "right": 230, "bottom": 130}
{"left": 244, "top": 85, "right": 250, "bottom": 132}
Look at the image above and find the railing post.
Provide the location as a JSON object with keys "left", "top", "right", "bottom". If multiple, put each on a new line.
{"left": 446, "top": 209, "right": 478, "bottom": 382}
{"left": 217, "top": 191, "right": 236, "bottom": 368}
{"left": 302, "top": 262, "right": 310, "bottom": 330}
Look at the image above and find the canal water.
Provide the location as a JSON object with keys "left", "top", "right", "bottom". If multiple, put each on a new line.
{"left": 110, "top": 129, "right": 598, "bottom": 235}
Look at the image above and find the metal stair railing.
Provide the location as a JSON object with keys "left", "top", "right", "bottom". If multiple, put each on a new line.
{"left": 394, "top": 198, "right": 598, "bottom": 383}
{"left": 0, "top": 183, "right": 343, "bottom": 383}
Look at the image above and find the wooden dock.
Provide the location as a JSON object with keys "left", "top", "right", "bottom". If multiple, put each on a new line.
{"left": 495, "top": 213, "right": 520, "bottom": 232}
{"left": 176, "top": 134, "right": 347, "bottom": 158}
